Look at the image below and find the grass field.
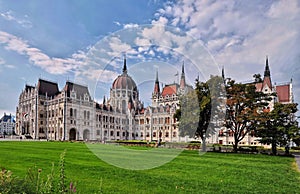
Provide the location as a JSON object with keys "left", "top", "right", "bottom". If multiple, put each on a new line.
{"left": 0, "top": 141, "right": 300, "bottom": 193}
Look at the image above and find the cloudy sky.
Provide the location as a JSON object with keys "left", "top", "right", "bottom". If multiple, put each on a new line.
{"left": 0, "top": 0, "right": 299, "bottom": 116}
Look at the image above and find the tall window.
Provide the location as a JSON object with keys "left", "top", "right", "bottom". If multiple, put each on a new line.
{"left": 122, "top": 100, "right": 126, "bottom": 114}
{"left": 173, "top": 132, "right": 176, "bottom": 137}
{"left": 70, "top": 108, "right": 73, "bottom": 117}
{"left": 166, "top": 132, "right": 169, "bottom": 138}
{"left": 153, "top": 132, "right": 156, "bottom": 137}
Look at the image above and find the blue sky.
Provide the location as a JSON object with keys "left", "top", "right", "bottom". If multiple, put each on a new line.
{"left": 0, "top": 0, "right": 299, "bottom": 116}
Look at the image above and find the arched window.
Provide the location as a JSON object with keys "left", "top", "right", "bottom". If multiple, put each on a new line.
{"left": 173, "top": 132, "right": 176, "bottom": 137}
{"left": 153, "top": 132, "right": 156, "bottom": 137}
{"left": 122, "top": 100, "right": 126, "bottom": 114}
{"left": 165, "top": 132, "right": 169, "bottom": 138}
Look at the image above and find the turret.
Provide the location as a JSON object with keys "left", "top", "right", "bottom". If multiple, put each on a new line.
{"left": 153, "top": 70, "right": 160, "bottom": 95}
{"left": 264, "top": 56, "right": 270, "bottom": 77}
{"left": 180, "top": 62, "right": 186, "bottom": 89}
{"left": 262, "top": 56, "right": 272, "bottom": 92}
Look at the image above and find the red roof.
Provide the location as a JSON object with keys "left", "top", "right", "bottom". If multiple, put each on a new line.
{"left": 276, "top": 84, "right": 290, "bottom": 103}
{"left": 161, "top": 84, "right": 178, "bottom": 97}
{"left": 255, "top": 82, "right": 263, "bottom": 92}
{"left": 112, "top": 73, "right": 137, "bottom": 91}
{"left": 262, "top": 76, "right": 272, "bottom": 90}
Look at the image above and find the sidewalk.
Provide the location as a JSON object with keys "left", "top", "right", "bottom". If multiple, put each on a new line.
{"left": 294, "top": 154, "right": 300, "bottom": 171}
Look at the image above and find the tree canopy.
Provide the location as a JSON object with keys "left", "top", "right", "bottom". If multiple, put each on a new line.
{"left": 256, "top": 102, "right": 298, "bottom": 155}
{"left": 224, "top": 78, "right": 272, "bottom": 152}
{"left": 175, "top": 75, "right": 225, "bottom": 151}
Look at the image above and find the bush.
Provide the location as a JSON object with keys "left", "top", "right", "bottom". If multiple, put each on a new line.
{"left": 291, "top": 147, "right": 300, "bottom": 150}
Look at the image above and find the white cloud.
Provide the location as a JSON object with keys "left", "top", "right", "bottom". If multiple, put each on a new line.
{"left": 267, "top": 0, "right": 300, "bottom": 19}
{"left": 135, "top": 37, "right": 151, "bottom": 46}
{"left": 0, "top": 30, "right": 86, "bottom": 75}
{"left": 0, "top": 10, "right": 14, "bottom": 20}
{"left": 108, "top": 36, "right": 131, "bottom": 55}
{"left": 0, "top": 57, "right": 5, "bottom": 65}
{"left": 113, "top": 21, "right": 121, "bottom": 26}
{"left": 0, "top": 10, "right": 32, "bottom": 28}
{"left": 151, "top": 16, "right": 168, "bottom": 25}
{"left": 123, "top": 23, "right": 139, "bottom": 29}
{"left": 154, "top": 0, "right": 300, "bottom": 71}
{"left": 152, "top": 0, "right": 300, "bottom": 105}
{"left": 80, "top": 69, "right": 118, "bottom": 83}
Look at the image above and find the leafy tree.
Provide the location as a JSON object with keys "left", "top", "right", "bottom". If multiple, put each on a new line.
{"left": 224, "top": 78, "right": 271, "bottom": 152}
{"left": 175, "top": 76, "right": 225, "bottom": 151}
{"left": 253, "top": 74, "right": 262, "bottom": 83}
{"left": 256, "top": 103, "right": 298, "bottom": 155}
{"left": 292, "top": 121, "right": 300, "bottom": 146}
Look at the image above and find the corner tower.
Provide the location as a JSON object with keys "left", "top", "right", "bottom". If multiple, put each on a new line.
{"left": 152, "top": 70, "right": 160, "bottom": 107}
{"left": 262, "top": 56, "right": 272, "bottom": 93}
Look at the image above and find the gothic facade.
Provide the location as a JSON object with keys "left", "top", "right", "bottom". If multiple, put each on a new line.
{"left": 16, "top": 58, "right": 192, "bottom": 142}
{"left": 15, "top": 57, "right": 293, "bottom": 146}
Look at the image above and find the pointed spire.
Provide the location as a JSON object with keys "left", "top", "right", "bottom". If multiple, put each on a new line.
{"left": 103, "top": 95, "right": 106, "bottom": 105}
{"left": 262, "top": 56, "right": 272, "bottom": 90}
{"left": 153, "top": 70, "right": 160, "bottom": 94}
{"left": 123, "top": 54, "right": 127, "bottom": 74}
{"left": 180, "top": 62, "right": 186, "bottom": 89}
{"left": 222, "top": 66, "right": 226, "bottom": 84}
{"left": 222, "top": 66, "right": 225, "bottom": 80}
{"left": 264, "top": 55, "right": 270, "bottom": 77}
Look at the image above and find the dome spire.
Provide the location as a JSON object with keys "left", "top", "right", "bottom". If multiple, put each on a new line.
{"left": 123, "top": 54, "right": 127, "bottom": 74}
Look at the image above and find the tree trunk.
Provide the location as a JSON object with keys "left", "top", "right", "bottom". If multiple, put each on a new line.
{"left": 271, "top": 142, "right": 277, "bottom": 155}
{"left": 233, "top": 143, "right": 238, "bottom": 153}
{"left": 201, "top": 137, "right": 206, "bottom": 152}
{"left": 233, "top": 135, "right": 239, "bottom": 153}
{"left": 285, "top": 145, "right": 290, "bottom": 155}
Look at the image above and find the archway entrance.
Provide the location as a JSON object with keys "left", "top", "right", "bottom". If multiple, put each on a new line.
{"left": 69, "top": 128, "right": 76, "bottom": 141}
{"left": 83, "top": 129, "right": 90, "bottom": 141}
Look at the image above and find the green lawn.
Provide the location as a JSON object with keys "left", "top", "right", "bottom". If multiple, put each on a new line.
{"left": 0, "top": 141, "right": 299, "bottom": 193}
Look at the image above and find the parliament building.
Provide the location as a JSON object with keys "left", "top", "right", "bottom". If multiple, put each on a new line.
{"left": 15, "top": 58, "right": 192, "bottom": 142}
{"left": 15, "top": 57, "right": 293, "bottom": 146}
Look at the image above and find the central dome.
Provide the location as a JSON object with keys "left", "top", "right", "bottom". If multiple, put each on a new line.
{"left": 112, "top": 73, "right": 137, "bottom": 90}
{"left": 111, "top": 57, "right": 137, "bottom": 91}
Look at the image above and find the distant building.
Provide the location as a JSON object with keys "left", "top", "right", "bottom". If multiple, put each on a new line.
{"left": 15, "top": 58, "right": 192, "bottom": 142}
{"left": 0, "top": 113, "right": 15, "bottom": 136}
